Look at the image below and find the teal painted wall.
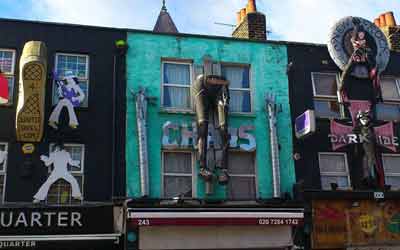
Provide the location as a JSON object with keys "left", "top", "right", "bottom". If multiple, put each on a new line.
{"left": 126, "top": 32, "right": 295, "bottom": 200}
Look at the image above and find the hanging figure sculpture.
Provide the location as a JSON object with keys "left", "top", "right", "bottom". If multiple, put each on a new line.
{"left": 339, "top": 19, "right": 380, "bottom": 101}
{"left": 33, "top": 143, "right": 82, "bottom": 203}
{"left": 192, "top": 59, "right": 230, "bottom": 184}
{"left": 353, "top": 110, "right": 379, "bottom": 187}
{"left": 49, "top": 71, "right": 85, "bottom": 129}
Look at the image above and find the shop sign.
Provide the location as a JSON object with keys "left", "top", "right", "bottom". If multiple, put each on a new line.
{"left": 0, "top": 206, "right": 114, "bottom": 236}
{"left": 0, "top": 241, "right": 36, "bottom": 249}
{"left": 348, "top": 246, "right": 400, "bottom": 250}
{"left": 312, "top": 200, "right": 400, "bottom": 249}
{"left": 162, "top": 121, "right": 256, "bottom": 151}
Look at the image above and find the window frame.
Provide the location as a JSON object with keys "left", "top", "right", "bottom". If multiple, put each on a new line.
{"left": 318, "top": 152, "right": 351, "bottom": 190}
{"left": 311, "top": 72, "right": 343, "bottom": 119}
{"left": 221, "top": 63, "right": 253, "bottom": 114}
{"left": 46, "top": 143, "right": 85, "bottom": 205}
{"left": 227, "top": 150, "right": 258, "bottom": 200}
{"left": 380, "top": 76, "right": 400, "bottom": 103}
{"left": 0, "top": 142, "right": 8, "bottom": 204}
{"left": 161, "top": 150, "right": 196, "bottom": 198}
{"left": 161, "top": 60, "right": 193, "bottom": 112}
{"left": 381, "top": 153, "right": 400, "bottom": 190}
{"left": 0, "top": 48, "right": 16, "bottom": 106}
{"left": 53, "top": 53, "right": 90, "bottom": 107}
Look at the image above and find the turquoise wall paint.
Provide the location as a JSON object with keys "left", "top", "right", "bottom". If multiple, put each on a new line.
{"left": 126, "top": 32, "right": 295, "bottom": 199}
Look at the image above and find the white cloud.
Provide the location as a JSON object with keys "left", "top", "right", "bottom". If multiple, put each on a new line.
{"left": 29, "top": 0, "right": 400, "bottom": 44}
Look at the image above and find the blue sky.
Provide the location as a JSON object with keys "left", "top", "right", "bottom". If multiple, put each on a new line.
{"left": 0, "top": 0, "right": 399, "bottom": 43}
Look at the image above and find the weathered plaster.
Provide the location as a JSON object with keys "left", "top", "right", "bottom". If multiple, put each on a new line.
{"left": 126, "top": 32, "right": 295, "bottom": 199}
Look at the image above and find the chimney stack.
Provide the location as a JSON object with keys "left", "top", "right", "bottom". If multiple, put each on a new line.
{"left": 233, "top": 0, "right": 267, "bottom": 41}
{"left": 374, "top": 11, "right": 400, "bottom": 52}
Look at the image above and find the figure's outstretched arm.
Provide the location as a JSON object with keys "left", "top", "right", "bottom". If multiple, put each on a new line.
{"left": 40, "top": 154, "right": 53, "bottom": 166}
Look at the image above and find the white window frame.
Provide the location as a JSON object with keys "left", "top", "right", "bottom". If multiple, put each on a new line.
{"left": 221, "top": 63, "right": 252, "bottom": 114}
{"left": 0, "top": 142, "right": 8, "bottom": 204}
{"left": 46, "top": 143, "right": 85, "bottom": 205}
{"left": 0, "top": 49, "right": 16, "bottom": 106}
{"left": 318, "top": 152, "right": 351, "bottom": 190}
{"left": 382, "top": 153, "right": 400, "bottom": 190}
{"left": 380, "top": 76, "right": 400, "bottom": 103}
{"left": 53, "top": 53, "right": 90, "bottom": 107}
{"left": 161, "top": 150, "right": 196, "bottom": 198}
{"left": 227, "top": 150, "right": 257, "bottom": 200}
{"left": 311, "top": 72, "right": 340, "bottom": 99}
{"left": 161, "top": 61, "right": 193, "bottom": 111}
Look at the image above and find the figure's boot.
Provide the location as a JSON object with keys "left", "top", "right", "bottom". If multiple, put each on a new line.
{"left": 16, "top": 41, "right": 47, "bottom": 142}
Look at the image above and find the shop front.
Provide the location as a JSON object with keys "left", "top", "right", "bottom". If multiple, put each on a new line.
{"left": 127, "top": 207, "right": 303, "bottom": 250}
{"left": 0, "top": 205, "right": 123, "bottom": 250}
{"left": 311, "top": 197, "right": 400, "bottom": 250}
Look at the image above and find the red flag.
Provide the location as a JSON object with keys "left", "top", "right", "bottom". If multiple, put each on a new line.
{"left": 0, "top": 73, "right": 8, "bottom": 104}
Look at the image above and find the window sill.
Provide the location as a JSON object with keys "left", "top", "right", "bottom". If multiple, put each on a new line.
{"left": 159, "top": 108, "right": 256, "bottom": 118}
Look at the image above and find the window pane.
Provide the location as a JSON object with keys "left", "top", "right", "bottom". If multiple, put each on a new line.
{"left": 163, "top": 86, "right": 190, "bottom": 109}
{"left": 381, "top": 78, "right": 400, "bottom": 101}
{"left": 0, "top": 144, "right": 6, "bottom": 172}
{"left": 230, "top": 90, "right": 251, "bottom": 112}
{"left": 312, "top": 73, "right": 337, "bottom": 97}
{"left": 56, "top": 54, "right": 88, "bottom": 79}
{"left": 222, "top": 66, "right": 250, "bottom": 89}
{"left": 228, "top": 176, "right": 256, "bottom": 200}
{"left": 229, "top": 152, "right": 255, "bottom": 175}
{"left": 163, "top": 63, "right": 190, "bottom": 85}
{"left": 4, "top": 77, "right": 14, "bottom": 105}
{"left": 47, "top": 175, "right": 83, "bottom": 205}
{"left": 0, "top": 175, "right": 4, "bottom": 203}
{"left": 385, "top": 176, "right": 400, "bottom": 190}
{"left": 164, "top": 152, "right": 192, "bottom": 174}
{"left": 314, "top": 100, "right": 341, "bottom": 118}
{"left": 382, "top": 155, "right": 400, "bottom": 174}
{"left": 164, "top": 176, "right": 192, "bottom": 198}
{"left": 319, "top": 154, "right": 347, "bottom": 173}
{"left": 321, "top": 176, "right": 349, "bottom": 190}
{"left": 375, "top": 103, "right": 400, "bottom": 121}
{"left": 0, "top": 50, "right": 14, "bottom": 73}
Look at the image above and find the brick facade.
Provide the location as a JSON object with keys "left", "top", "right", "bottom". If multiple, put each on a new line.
{"left": 232, "top": 12, "right": 266, "bottom": 41}
{"left": 381, "top": 26, "right": 400, "bottom": 52}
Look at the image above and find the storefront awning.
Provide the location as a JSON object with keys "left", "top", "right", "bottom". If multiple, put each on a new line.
{"left": 128, "top": 209, "right": 304, "bottom": 226}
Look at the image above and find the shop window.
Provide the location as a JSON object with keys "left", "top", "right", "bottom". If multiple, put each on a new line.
{"left": 318, "top": 152, "right": 350, "bottom": 190}
{"left": 53, "top": 53, "right": 89, "bottom": 107}
{"left": 0, "top": 143, "right": 8, "bottom": 203}
{"left": 162, "top": 151, "right": 194, "bottom": 198}
{"left": 0, "top": 49, "right": 16, "bottom": 105}
{"left": 221, "top": 65, "right": 251, "bottom": 113}
{"left": 228, "top": 152, "right": 256, "bottom": 200}
{"left": 47, "top": 144, "right": 84, "bottom": 205}
{"left": 376, "top": 77, "right": 400, "bottom": 121}
{"left": 162, "top": 62, "right": 192, "bottom": 110}
{"left": 312, "top": 72, "right": 341, "bottom": 118}
{"left": 382, "top": 154, "right": 400, "bottom": 190}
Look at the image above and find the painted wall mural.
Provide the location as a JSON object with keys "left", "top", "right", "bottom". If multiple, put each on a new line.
{"left": 49, "top": 71, "right": 84, "bottom": 130}
{"left": 33, "top": 144, "right": 82, "bottom": 203}
{"left": 15, "top": 41, "right": 47, "bottom": 142}
{"left": 312, "top": 200, "right": 400, "bottom": 249}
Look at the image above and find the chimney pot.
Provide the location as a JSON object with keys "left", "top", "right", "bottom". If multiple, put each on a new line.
{"left": 240, "top": 8, "right": 247, "bottom": 22}
{"left": 374, "top": 18, "right": 381, "bottom": 27}
{"left": 380, "top": 14, "right": 387, "bottom": 27}
{"left": 385, "top": 11, "right": 397, "bottom": 27}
